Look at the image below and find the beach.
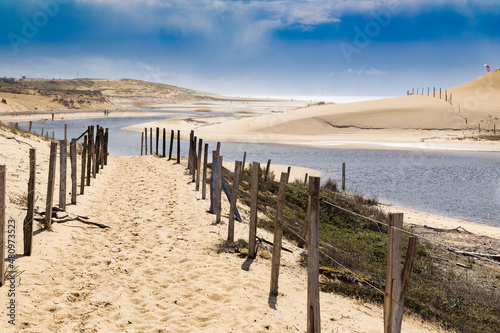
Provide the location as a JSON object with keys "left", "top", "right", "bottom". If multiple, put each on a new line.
{"left": 0, "top": 74, "right": 499, "bottom": 331}
{"left": 1, "top": 123, "right": 499, "bottom": 331}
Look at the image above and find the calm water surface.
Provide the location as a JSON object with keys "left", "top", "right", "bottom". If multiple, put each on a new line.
{"left": 19, "top": 116, "right": 500, "bottom": 227}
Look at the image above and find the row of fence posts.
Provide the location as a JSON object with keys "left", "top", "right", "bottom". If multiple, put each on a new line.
{"left": 0, "top": 124, "right": 108, "bottom": 287}
{"left": 407, "top": 87, "right": 453, "bottom": 105}
{"left": 140, "top": 128, "right": 415, "bottom": 332}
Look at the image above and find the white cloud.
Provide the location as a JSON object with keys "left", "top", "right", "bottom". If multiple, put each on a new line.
{"left": 357, "top": 67, "right": 386, "bottom": 75}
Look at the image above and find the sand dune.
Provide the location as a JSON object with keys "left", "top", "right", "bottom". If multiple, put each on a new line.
{"left": 126, "top": 72, "right": 500, "bottom": 151}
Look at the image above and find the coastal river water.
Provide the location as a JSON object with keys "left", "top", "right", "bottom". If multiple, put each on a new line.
{"left": 18, "top": 115, "right": 500, "bottom": 227}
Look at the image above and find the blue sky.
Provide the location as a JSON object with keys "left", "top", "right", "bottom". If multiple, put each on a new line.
{"left": 1, "top": 0, "right": 499, "bottom": 97}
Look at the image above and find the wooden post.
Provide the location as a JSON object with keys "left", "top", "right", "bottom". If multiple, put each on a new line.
{"left": 494, "top": 124, "right": 496, "bottom": 135}
{"left": 192, "top": 136, "right": 197, "bottom": 182}
{"left": 91, "top": 126, "right": 97, "bottom": 178}
{"left": 304, "top": 173, "right": 308, "bottom": 185}
{"left": 202, "top": 143, "right": 208, "bottom": 200}
{"left": 210, "top": 151, "right": 217, "bottom": 213}
{"left": 393, "top": 237, "right": 417, "bottom": 331}
{"left": 307, "top": 176, "right": 321, "bottom": 333}
{"left": 445, "top": 90, "right": 448, "bottom": 102}
{"left": 241, "top": 152, "right": 247, "bottom": 179}
{"left": 439, "top": 88, "right": 442, "bottom": 99}
{"left": 94, "top": 128, "right": 100, "bottom": 175}
{"left": 80, "top": 135, "right": 87, "bottom": 195}
{"left": 104, "top": 128, "right": 108, "bottom": 166}
{"left": 433, "top": 87, "right": 435, "bottom": 98}
{"left": 196, "top": 138, "right": 203, "bottom": 191}
{"left": 427, "top": 87, "right": 429, "bottom": 96}
{"left": 70, "top": 139, "right": 77, "bottom": 205}
{"left": 141, "top": 132, "right": 144, "bottom": 156}
{"left": 228, "top": 161, "right": 242, "bottom": 242}
{"left": 270, "top": 172, "right": 289, "bottom": 295}
{"left": 86, "top": 128, "right": 92, "bottom": 186}
{"left": 41, "top": 128, "right": 44, "bottom": 137}
{"left": 59, "top": 139, "right": 67, "bottom": 210}
{"left": 287, "top": 166, "right": 291, "bottom": 177}
{"left": 176, "top": 130, "right": 180, "bottom": 164}
{"left": 298, "top": 190, "right": 312, "bottom": 248}
{"left": 384, "top": 213, "right": 404, "bottom": 333}
{"left": 216, "top": 142, "right": 221, "bottom": 156}
{"left": 24, "top": 149, "right": 36, "bottom": 256}
{"left": 162, "top": 128, "right": 166, "bottom": 158}
{"left": 188, "top": 130, "right": 194, "bottom": 173}
{"left": 149, "top": 128, "right": 153, "bottom": 155}
{"left": 0, "top": 165, "right": 5, "bottom": 286}
{"left": 144, "top": 127, "right": 148, "bottom": 155}
{"left": 264, "top": 159, "right": 271, "bottom": 182}
{"left": 248, "top": 162, "right": 260, "bottom": 258}
{"left": 64, "top": 124, "right": 67, "bottom": 141}
{"left": 478, "top": 123, "right": 481, "bottom": 134}
{"left": 342, "top": 162, "right": 346, "bottom": 191}
{"left": 156, "top": 127, "right": 159, "bottom": 155}
{"left": 100, "top": 127, "right": 105, "bottom": 169}
{"left": 29, "top": 121, "right": 32, "bottom": 133}
{"left": 169, "top": 130, "right": 174, "bottom": 160}
{"left": 45, "top": 142, "right": 57, "bottom": 230}
{"left": 216, "top": 155, "right": 223, "bottom": 223}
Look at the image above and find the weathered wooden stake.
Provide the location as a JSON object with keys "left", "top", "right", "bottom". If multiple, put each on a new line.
{"left": 270, "top": 172, "right": 289, "bottom": 295}
{"left": 287, "top": 166, "right": 291, "bottom": 176}
{"left": 342, "top": 162, "right": 346, "bottom": 191}
{"left": 202, "top": 143, "right": 208, "bottom": 200}
{"left": 216, "top": 155, "right": 223, "bottom": 223}
{"left": 433, "top": 87, "right": 435, "bottom": 98}
{"left": 196, "top": 138, "right": 203, "bottom": 191}
{"left": 141, "top": 132, "right": 144, "bottom": 156}
{"left": 64, "top": 124, "right": 67, "bottom": 141}
{"left": 188, "top": 130, "right": 194, "bottom": 173}
{"left": 156, "top": 127, "right": 159, "bottom": 155}
{"left": 45, "top": 142, "right": 58, "bottom": 230}
{"left": 0, "top": 165, "right": 5, "bottom": 285}
{"left": 169, "top": 130, "right": 174, "bottom": 160}
{"left": 384, "top": 213, "right": 404, "bottom": 333}
{"left": 144, "top": 127, "right": 148, "bottom": 155}
{"left": 216, "top": 142, "right": 221, "bottom": 156}
{"left": 86, "top": 128, "right": 92, "bottom": 186}
{"left": 24, "top": 149, "right": 36, "bottom": 256}
{"left": 192, "top": 136, "right": 197, "bottom": 182}
{"left": 70, "top": 139, "right": 77, "bottom": 205}
{"left": 393, "top": 237, "right": 417, "bottom": 330}
{"left": 81, "top": 136, "right": 87, "bottom": 195}
{"left": 307, "top": 176, "right": 321, "bottom": 333}
{"left": 248, "top": 162, "right": 260, "bottom": 258}
{"left": 176, "top": 130, "right": 180, "bottom": 164}
{"left": 104, "top": 128, "right": 108, "bottom": 166}
{"left": 228, "top": 161, "right": 242, "bottom": 242}
{"left": 59, "top": 139, "right": 67, "bottom": 210}
{"left": 304, "top": 173, "right": 308, "bottom": 185}
{"left": 241, "top": 152, "right": 247, "bottom": 179}
{"left": 94, "top": 127, "right": 100, "bottom": 175}
{"left": 29, "top": 121, "right": 32, "bottom": 133}
{"left": 163, "top": 128, "right": 166, "bottom": 158}
{"left": 150, "top": 127, "right": 153, "bottom": 155}
{"left": 264, "top": 159, "right": 271, "bottom": 182}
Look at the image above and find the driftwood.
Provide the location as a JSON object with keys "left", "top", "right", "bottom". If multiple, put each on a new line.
{"left": 447, "top": 248, "right": 500, "bottom": 260}
{"left": 53, "top": 216, "right": 110, "bottom": 229}
{"left": 257, "top": 235, "right": 293, "bottom": 253}
{"left": 34, "top": 209, "right": 110, "bottom": 229}
{"left": 423, "top": 225, "right": 473, "bottom": 234}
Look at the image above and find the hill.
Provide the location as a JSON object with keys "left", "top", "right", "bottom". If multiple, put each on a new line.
{"left": 0, "top": 78, "right": 218, "bottom": 113}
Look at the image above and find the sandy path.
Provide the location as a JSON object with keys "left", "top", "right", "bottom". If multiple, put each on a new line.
{"left": 1, "top": 154, "right": 443, "bottom": 332}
